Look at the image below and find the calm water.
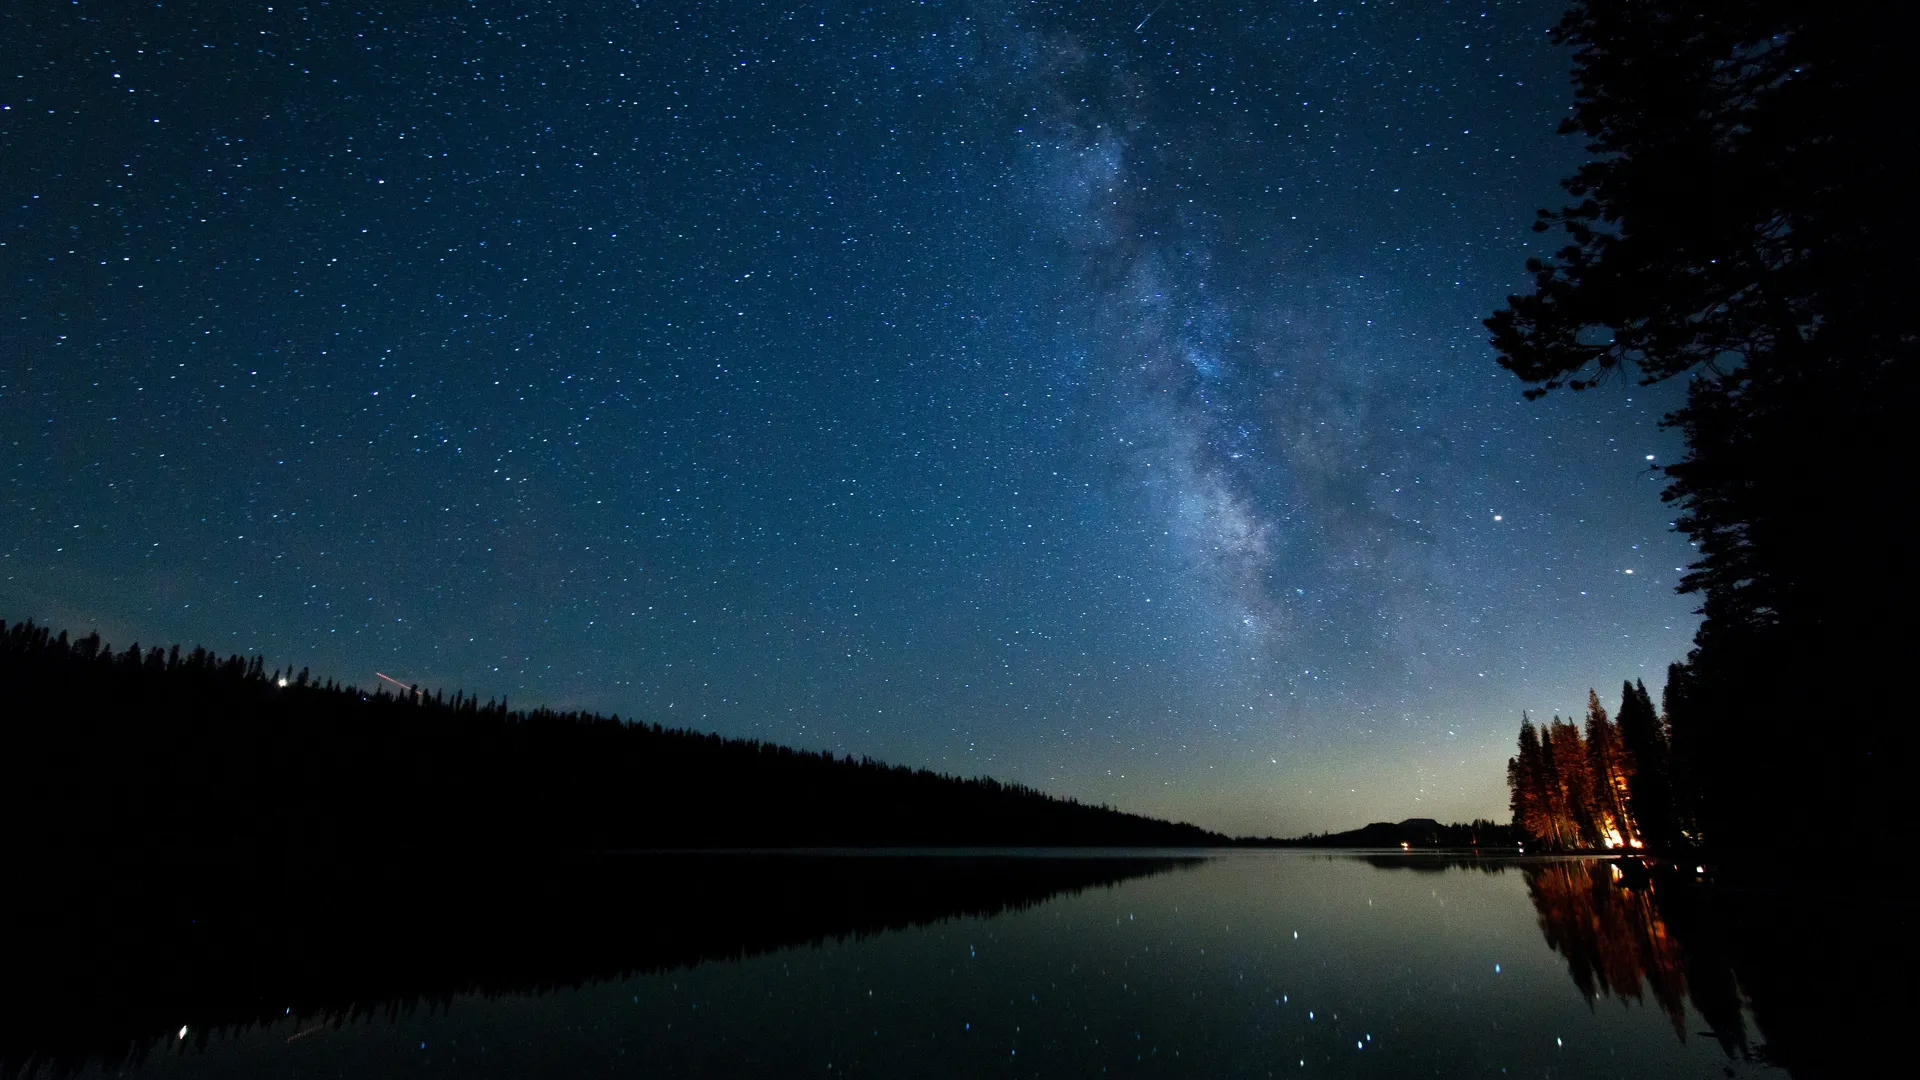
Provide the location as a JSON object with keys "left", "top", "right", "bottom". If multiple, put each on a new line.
{"left": 15, "top": 851, "right": 1846, "bottom": 1079}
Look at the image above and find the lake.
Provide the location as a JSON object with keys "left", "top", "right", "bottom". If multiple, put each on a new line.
{"left": 6, "top": 850, "right": 1863, "bottom": 1078}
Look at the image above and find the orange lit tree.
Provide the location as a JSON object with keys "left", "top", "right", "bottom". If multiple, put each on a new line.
{"left": 1508, "top": 686, "right": 1668, "bottom": 851}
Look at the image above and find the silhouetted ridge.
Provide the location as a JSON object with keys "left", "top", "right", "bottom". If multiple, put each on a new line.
{"left": 1247, "top": 818, "right": 1520, "bottom": 849}
{"left": 0, "top": 618, "right": 1221, "bottom": 854}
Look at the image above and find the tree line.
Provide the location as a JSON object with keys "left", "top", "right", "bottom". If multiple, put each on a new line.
{"left": 1487, "top": 2, "right": 1908, "bottom": 850}
{"left": 1260, "top": 817, "right": 1520, "bottom": 849}
{"left": 1506, "top": 678, "right": 1685, "bottom": 852}
{"left": 0, "top": 617, "right": 1222, "bottom": 860}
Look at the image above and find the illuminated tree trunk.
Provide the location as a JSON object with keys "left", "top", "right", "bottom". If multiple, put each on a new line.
{"left": 1586, "top": 690, "right": 1639, "bottom": 848}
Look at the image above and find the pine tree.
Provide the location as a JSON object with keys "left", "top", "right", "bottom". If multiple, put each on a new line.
{"left": 1615, "top": 679, "right": 1674, "bottom": 850}
{"left": 1658, "top": 664, "right": 1704, "bottom": 847}
{"left": 1509, "top": 715, "right": 1550, "bottom": 844}
{"left": 1486, "top": 1, "right": 1911, "bottom": 852}
{"left": 1585, "top": 689, "right": 1639, "bottom": 848}
{"left": 1538, "top": 719, "right": 1598, "bottom": 850}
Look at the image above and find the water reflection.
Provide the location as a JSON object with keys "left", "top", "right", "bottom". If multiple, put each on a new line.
{"left": 1522, "top": 861, "right": 1695, "bottom": 1040}
{"left": 1516, "top": 857, "right": 1890, "bottom": 1080}
{"left": 1353, "top": 851, "right": 1510, "bottom": 874}
{"left": 0, "top": 851, "right": 1197, "bottom": 1077}
{"left": 3, "top": 851, "right": 1882, "bottom": 1080}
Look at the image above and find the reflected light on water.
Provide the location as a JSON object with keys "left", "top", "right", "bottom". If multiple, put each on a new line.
{"left": 1, "top": 851, "right": 1887, "bottom": 1080}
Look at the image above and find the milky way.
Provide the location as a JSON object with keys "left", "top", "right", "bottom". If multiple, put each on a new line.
{"left": 1, "top": 0, "right": 1698, "bottom": 833}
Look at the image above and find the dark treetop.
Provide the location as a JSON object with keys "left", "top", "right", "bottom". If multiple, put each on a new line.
{"left": 1487, "top": 1, "right": 1911, "bottom": 848}
{"left": 0, "top": 617, "right": 1222, "bottom": 855}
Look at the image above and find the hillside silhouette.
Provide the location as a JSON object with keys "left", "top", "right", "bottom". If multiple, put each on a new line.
{"left": 1257, "top": 817, "right": 1520, "bottom": 849}
{"left": 0, "top": 618, "right": 1221, "bottom": 859}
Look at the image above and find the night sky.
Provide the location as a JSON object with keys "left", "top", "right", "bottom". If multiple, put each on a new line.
{"left": 1, "top": 0, "right": 1698, "bottom": 835}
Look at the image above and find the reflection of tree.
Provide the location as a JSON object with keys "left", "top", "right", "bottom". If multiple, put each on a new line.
{"left": 0, "top": 852, "right": 1199, "bottom": 1078}
{"left": 1354, "top": 852, "right": 1510, "bottom": 873}
{"left": 1523, "top": 859, "right": 1902, "bottom": 1079}
{"left": 1524, "top": 861, "right": 1691, "bottom": 1037}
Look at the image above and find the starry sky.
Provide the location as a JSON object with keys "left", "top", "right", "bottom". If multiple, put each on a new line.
{"left": 1, "top": 0, "right": 1699, "bottom": 836}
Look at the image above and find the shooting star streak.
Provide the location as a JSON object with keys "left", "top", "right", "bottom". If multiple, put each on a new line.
{"left": 1135, "top": 1, "right": 1169, "bottom": 32}
{"left": 375, "top": 671, "right": 421, "bottom": 697}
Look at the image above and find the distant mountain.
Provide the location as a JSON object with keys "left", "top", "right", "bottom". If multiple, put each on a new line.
{"left": 1245, "top": 817, "right": 1520, "bottom": 849}
{"left": 0, "top": 618, "right": 1224, "bottom": 858}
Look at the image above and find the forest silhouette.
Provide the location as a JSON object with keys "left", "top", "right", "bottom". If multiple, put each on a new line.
{"left": 1488, "top": 3, "right": 1909, "bottom": 850}
{"left": 0, "top": 617, "right": 1220, "bottom": 860}
{"left": 0, "top": 615, "right": 1221, "bottom": 1076}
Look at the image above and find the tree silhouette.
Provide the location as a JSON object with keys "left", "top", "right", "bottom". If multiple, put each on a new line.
{"left": 0, "top": 617, "right": 1224, "bottom": 863}
{"left": 1615, "top": 680, "right": 1675, "bottom": 850}
{"left": 1508, "top": 716, "right": 1549, "bottom": 844}
{"left": 1487, "top": 3, "right": 1911, "bottom": 849}
{"left": 1585, "top": 689, "right": 1639, "bottom": 849}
